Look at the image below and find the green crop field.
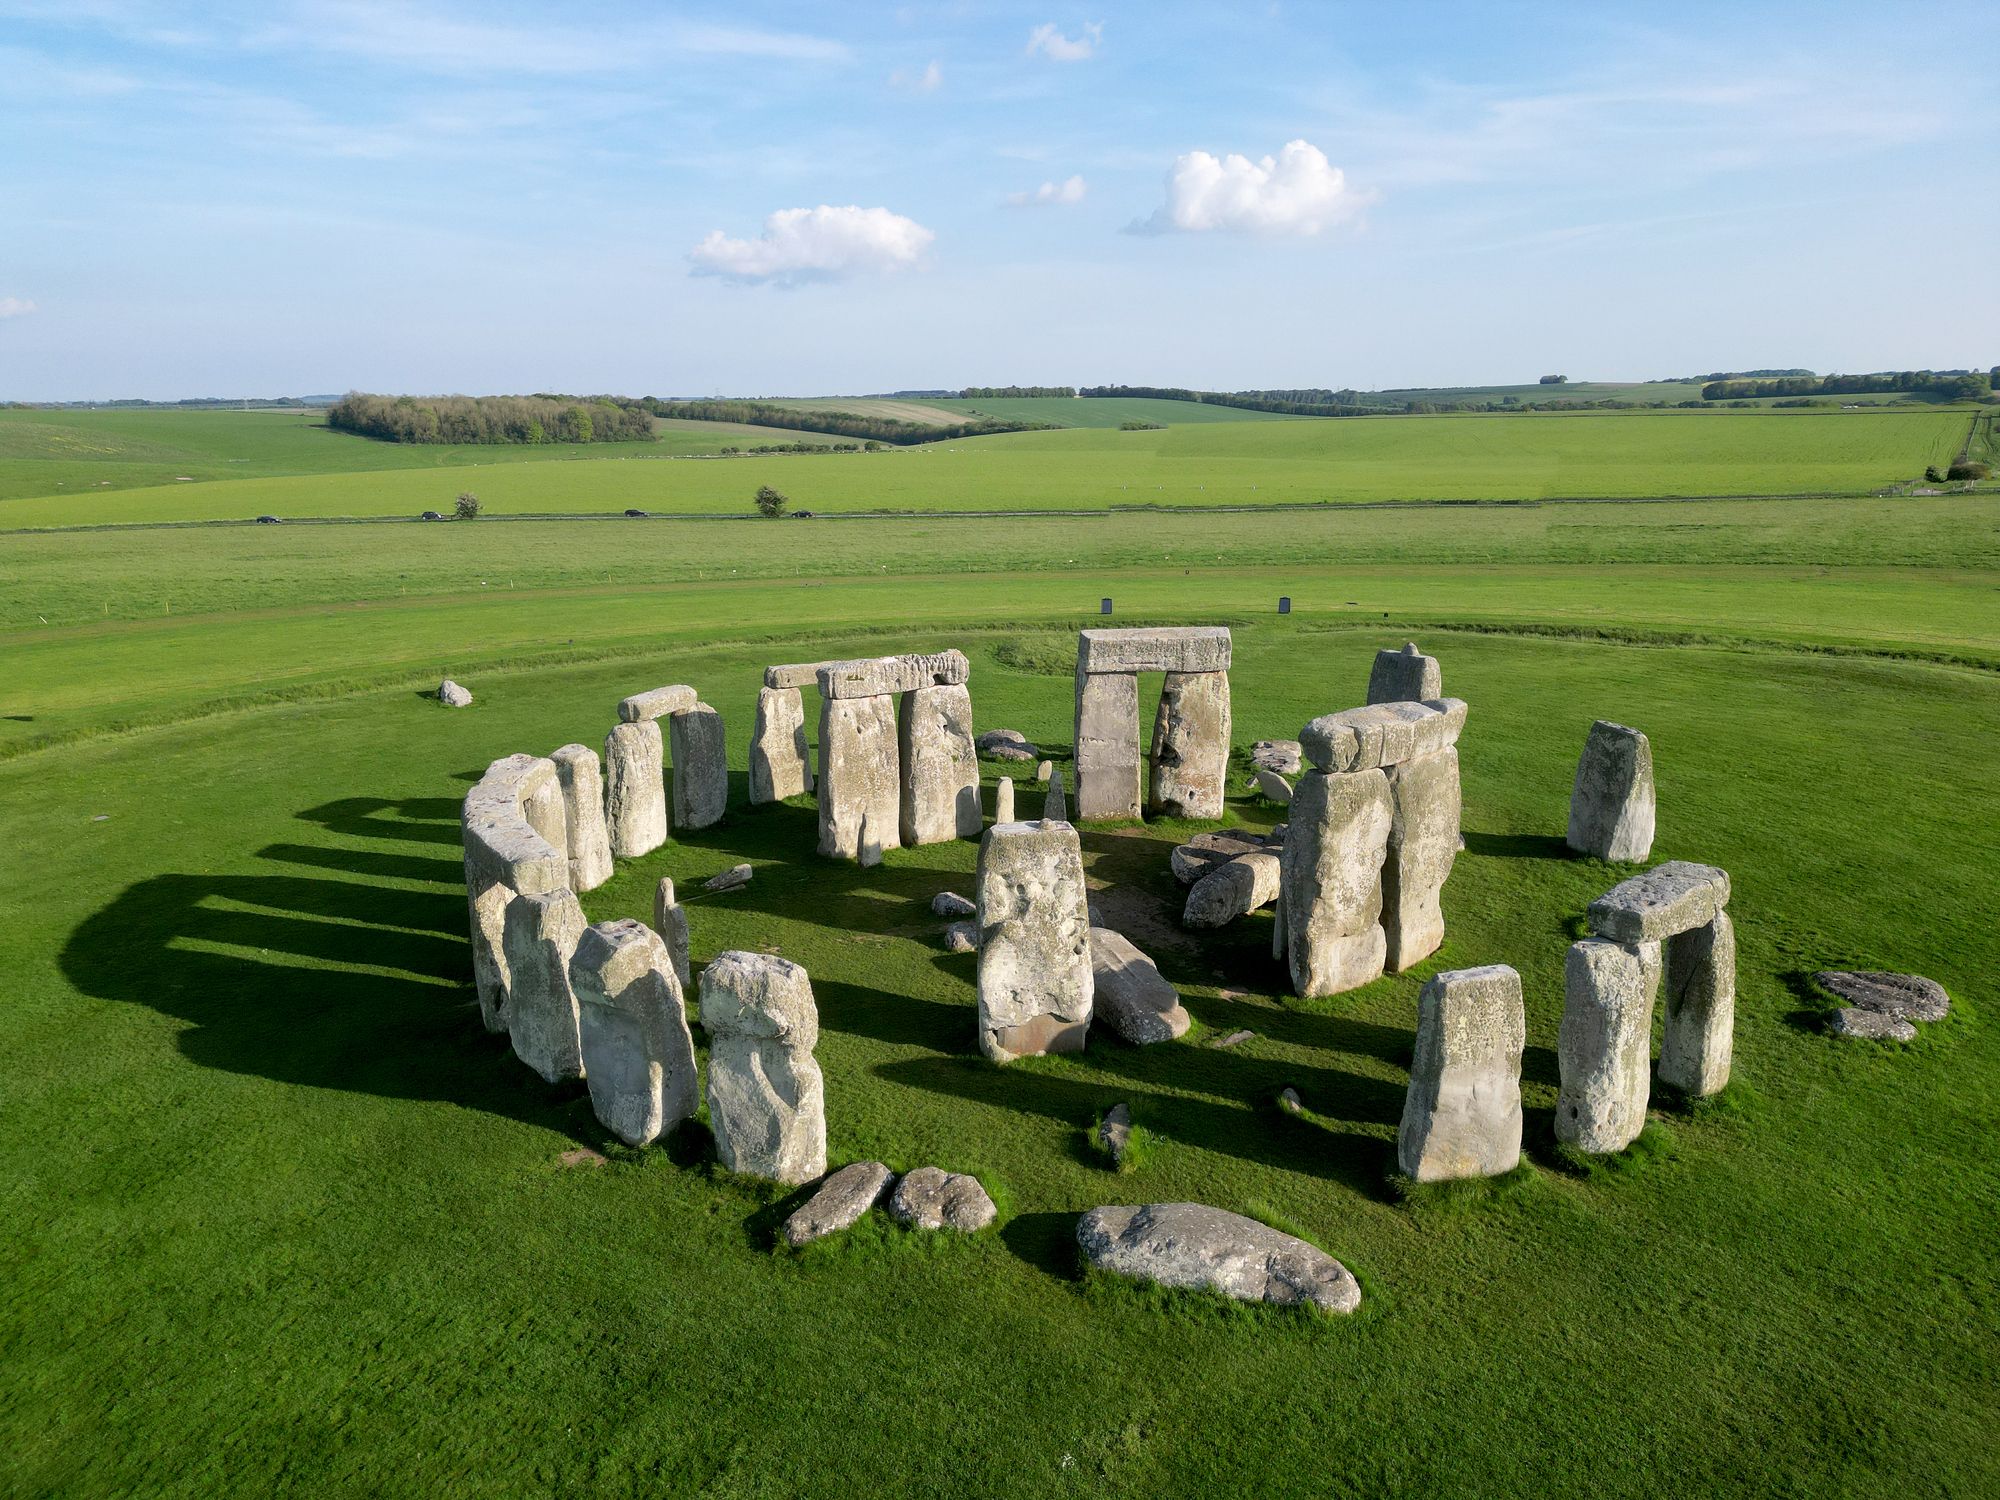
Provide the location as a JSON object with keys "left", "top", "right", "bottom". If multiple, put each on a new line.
{"left": 924, "top": 395, "right": 1303, "bottom": 427}
{"left": 2, "top": 406, "right": 1996, "bottom": 1496}
{"left": 0, "top": 406, "right": 1974, "bottom": 528}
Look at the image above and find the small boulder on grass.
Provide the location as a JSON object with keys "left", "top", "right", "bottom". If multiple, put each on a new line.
{"left": 889, "top": 1167, "right": 995, "bottom": 1232}
{"left": 1097, "top": 1103, "right": 1132, "bottom": 1167}
{"left": 783, "top": 1161, "right": 894, "bottom": 1247}
{"left": 438, "top": 678, "right": 472, "bottom": 707}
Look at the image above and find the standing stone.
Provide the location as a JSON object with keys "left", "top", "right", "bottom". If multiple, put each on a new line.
{"left": 699, "top": 951, "right": 827, "bottom": 1186}
{"left": 1043, "top": 764, "right": 1068, "bottom": 822}
{"left": 817, "top": 694, "right": 900, "bottom": 860}
{"left": 1567, "top": 720, "right": 1655, "bottom": 862}
{"left": 551, "top": 743, "right": 613, "bottom": 892}
{"left": 1367, "top": 641, "right": 1441, "bottom": 705}
{"left": 1660, "top": 911, "right": 1735, "bottom": 1097}
{"left": 976, "top": 820, "right": 1094, "bottom": 1061}
{"left": 995, "top": 776, "right": 1015, "bottom": 824}
{"left": 604, "top": 719, "right": 667, "bottom": 858}
{"left": 669, "top": 701, "right": 727, "bottom": 831}
{"left": 1281, "top": 768, "right": 1393, "bottom": 997}
{"left": 898, "top": 682, "right": 980, "bottom": 845}
{"left": 1254, "top": 769, "right": 1294, "bottom": 805}
{"left": 501, "top": 889, "right": 587, "bottom": 1083}
{"left": 521, "top": 776, "right": 568, "bottom": 869}
{"left": 570, "top": 919, "right": 699, "bottom": 1148}
{"left": 1397, "top": 964, "right": 1524, "bottom": 1181}
{"left": 1149, "top": 670, "right": 1231, "bottom": 820}
{"left": 651, "top": 876, "right": 691, "bottom": 991}
{"left": 1089, "top": 928, "right": 1190, "bottom": 1043}
{"left": 462, "top": 754, "right": 568, "bottom": 1033}
{"left": 1555, "top": 938, "right": 1661, "bottom": 1153}
{"left": 469, "top": 882, "right": 514, "bottom": 1032}
{"left": 749, "top": 685, "right": 812, "bottom": 804}
{"left": 1382, "top": 747, "right": 1461, "bottom": 972}
{"left": 1074, "top": 670, "right": 1142, "bottom": 820}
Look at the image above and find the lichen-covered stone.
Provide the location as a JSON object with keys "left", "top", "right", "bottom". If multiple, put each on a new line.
{"left": 782, "top": 1162, "right": 893, "bottom": 1246}
{"left": 1076, "top": 1203, "right": 1360, "bottom": 1314}
{"left": 1567, "top": 720, "right": 1654, "bottom": 862}
{"left": 1170, "top": 828, "right": 1279, "bottom": 885}
{"left": 570, "top": 919, "right": 698, "bottom": 1148}
{"left": 1397, "top": 964, "right": 1523, "bottom": 1181}
{"left": 1587, "top": 861, "right": 1729, "bottom": 944}
{"left": 1555, "top": 938, "right": 1660, "bottom": 1153}
{"left": 1829, "top": 1008, "right": 1917, "bottom": 1042}
{"left": 617, "top": 684, "right": 697, "bottom": 723}
{"left": 932, "top": 890, "right": 975, "bottom": 918}
{"left": 1382, "top": 746, "right": 1460, "bottom": 972}
{"left": 1043, "top": 764, "right": 1068, "bottom": 822}
{"left": 976, "top": 820, "right": 1093, "bottom": 1061}
{"left": 669, "top": 701, "right": 727, "bottom": 831}
{"left": 1366, "top": 641, "right": 1441, "bottom": 705}
{"left": 651, "top": 876, "right": 690, "bottom": 990}
{"left": 1301, "top": 698, "right": 1468, "bottom": 773}
{"left": 1660, "top": 911, "right": 1735, "bottom": 1096}
{"left": 699, "top": 951, "right": 826, "bottom": 1186}
{"left": 817, "top": 693, "right": 900, "bottom": 861}
{"left": 764, "top": 660, "right": 839, "bottom": 691}
{"left": 1074, "top": 669, "right": 1142, "bottom": 820}
{"left": 501, "top": 889, "right": 586, "bottom": 1082}
{"left": 1250, "top": 739, "right": 1303, "bottom": 776}
{"left": 1812, "top": 970, "right": 1949, "bottom": 1023}
{"left": 463, "top": 753, "right": 568, "bottom": 1030}
{"left": 1183, "top": 851, "right": 1282, "bottom": 929}
{"left": 1076, "top": 626, "right": 1233, "bottom": 675}
{"left": 899, "top": 682, "right": 980, "bottom": 845}
{"left": 976, "top": 728, "right": 1038, "bottom": 761}
{"left": 1149, "top": 670, "right": 1231, "bottom": 820}
{"left": 1254, "top": 769, "right": 1293, "bottom": 805}
{"left": 749, "top": 686, "right": 812, "bottom": 804}
{"left": 994, "top": 776, "right": 1015, "bottom": 823}
{"left": 1089, "top": 928, "right": 1190, "bottom": 1043}
{"left": 551, "top": 743, "right": 613, "bottom": 892}
{"left": 817, "top": 650, "right": 969, "bottom": 699}
{"left": 890, "top": 1166, "right": 996, "bottom": 1231}
{"left": 603, "top": 720, "right": 667, "bottom": 858}
{"left": 1281, "top": 768, "right": 1392, "bottom": 997}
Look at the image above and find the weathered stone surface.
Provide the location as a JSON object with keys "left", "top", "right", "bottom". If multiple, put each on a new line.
{"left": 699, "top": 951, "right": 826, "bottom": 1186}
{"left": 932, "top": 890, "right": 975, "bottom": 917}
{"left": 463, "top": 754, "right": 567, "bottom": 1030}
{"left": 1382, "top": 746, "right": 1460, "bottom": 972}
{"left": 1812, "top": 970, "right": 1949, "bottom": 1023}
{"left": 669, "top": 701, "right": 728, "bottom": 831}
{"left": 1398, "top": 964, "right": 1523, "bottom": 1181}
{"left": 1043, "top": 764, "right": 1068, "bottom": 822}
{"left": 943, "top": 920, "right": 978, "bottom": 953}
{"left": 501, "top": 889, "right": 587, "bottom": 1083}
{"left": 1076, "top": 1203, "right": 1360, "bottom": 1314}
{"left": 1567, "top": 720, "right": 1655, "bottom": 862}
{"left": 1367, "top": 641, "right": 1441, "bottom": 705}
{"left": 782, "top": 1161, "right": 894, "bottom": 1246}
{"left": 1660, "top": 911, "right": 1735, "bottom": 1096}
{"left": 1183, "top": 851, "right": 1282, "bottom": 929}
{"left": 899, "top": 682, "right": 980, "bottom": 845}
{"left": 1587, "top": 861, "right": 1730, "bottom": 944}
{"left": 817, "top": 650, "right": 969, "bottom": 700}
{"left": 890, "top": 1166, "right": 996, "bottom": 1231}
{"left": 1251, "top": 739, "right": 1303, "bottom": 776}
{"left": 995, "top": 776, "right": 1015, "bottom": 823}
{"left": 438, "top": 677, "right": 472, "bottom": 707}
{"left": 764, "top": 659, "right": 839, "bottom": 691}
{"left": 1829, "top": 1007, "right": 1917, "bottom": 1042}
{"left": 1036, "top": 759, "right": 1054, "bottom": 783}
{"left": 1098, "top": 1103, "right": 1132, "bottom": 1165}
{"left": 1089, "top": 928, "right": 1190, "bottom": 1043}
{"left": 651, "top": 876, "right": 691, "bottom": 990}
{"left": 976, "top": 820, "right": 1094, "bottom": 1062}
{"left": 749, "top": 686, "right": 812, "bottom": 804}
{"left": 977, "top": 728, "right": 1038, "bottom": 761}
{"left": 522, "top": 774, "right": 568, "bottom": 868}
{"left": 603, "top": 720, "right": 667, "bottom": 858}
{"left": 704, "top": 862, "right": 752, "bottom": 893}
{"left": 1301, "top": 698, "right": 1468, "bottom": 773}
{"left": 1555, "top": 938, "right": 1661, "bottom": 1153}
{"left": 1170, "top": 828, "right": 1279, "bottom": 885}
{"left": 1278, "top": 1087, "right": 1303, "bottom": 1114}
{"left": 469, "top": 881, "right": 514, "bottom": 1032}
{"left": 817, "top": 693, "right": 900, "bottom": 861}
{"left": 570, "top": 919, "right": 698, "bottom": 1148}
{"left": 1074, "top": 670, "right": 1142, "bottom": 820}
{"left": 1282, "top": 768, "right": 1393, "bottom": 998}
{"left": 1211, "top": 1029, "right": 1256, "bottom": 1049}
{"left": 1254, "top": 769, "right": 1293, "bottom": 805}
{"left": 1077, "top": 626, "right": 1233, "bottom": 676}
{"left": 617, "top": 683, "right": 697, "bottom": 723}
{"left": 1150, "top": 670, "right": 1231, "bottom": 820}
{"left": 551, "top": 743, "right": 613, "bottom": 892}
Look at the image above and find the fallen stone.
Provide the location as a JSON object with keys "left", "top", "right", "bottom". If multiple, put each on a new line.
{"left": 1366, "top": 641, "right": 1441, "bottom": 705}
{"left": 818, "top": 650, "right": 969, "bottom": 700}
{"left": 1829, "top": 1007, "right": 1917, "bottom": 1042}
{"left": 1250, "top": 740, "right": 1303, "bottom": 776}
{"left": 551, "top": 743, "right": 613, "bottom": 892}
{"left": 1076, "top": 626, "right": 1233, "bottom": 676}
{"left": 1098, "top": 1103, "right": 1132, "bottom": 1165}
{"left": 977, "top": 728, "right": 1039, "bottom": 761}
{"left": 1149, "top": 670, "right": 1232, "bottom": 820}
{"left": 976, "top": 820, "right": 1094, "bottom": 1061}
{"left": 501, "top": 889, "right": 587, "bottom": 1083}
{"left": 1089, "top": 928, "right": 1190, "bottom": 1043}
{"left": 749, "top": 685, "right": 812, "bottom": 804}
{"left": 995, "top": 776, "right": 1015, "bottom": 823}
{"left": 1586, "top": 861, "right": 1730, "bottom": 944}
{"left": 1254, "top": 769, "right": 1294, "bottom": 805}
{"left": 1555, "top": 938, "right": 1660, "bottom": 1154}
{"left": 1567, "top": 720, "right": 1655, "bottom": 862}
{"left": 931, "top": 890, "right": 976, "bottom": 918}
{"left": 1183, "top": 850, "right": 1282, "bottom": 929}
{"left": 1811, "top": 971, "right": 1949, "bottom": 1023}
{"left": 1397, "top": 964, "right": 1523, "bottom": 1181}
{"left": 571, "top": 919, "right": 699, "bottom": 1148}
{"left": 1211, "top": 1029, "right": 1255, "bottom": 1049}
{"left": 764, "top": 660, "right": 840, "bottom": 691}
{"left": 1300, "top": 698, "right": 1468, "bottom": 773}
{"left": 652, "top": 876, "right": 691, "bottom": 990}
{"left": 438, "top": 678, "right": 472, "bottom": 707}
{"left": 817, "top": 693, "right": 901, "bottom": 861}
{"left": 704, "top": 863, "right": 752, "bottom": 893}
{"left": 943, "top": 920, "right": 978, "bottom": 953}
{"left": 1169, "top": 828, "right": 1279, "bottom": 885}
{"left": 617, "top": 683, "right": 697, "bottom": 723}
{"left": 603, "top": 720, "right": 668, "bottom": 859}
{"left": 1076, "top": 1203, "right": 1360, "bottom": 1314}
{"left": 700, "top": 951, "right": 826, "bottom": 1186}
{"left": 890, "top": 1166, "right": 996, "bottom": 1232}
{"left": 782, "top": 1161, "right": 894, "bottom": 1246}
{"left": 1282, "top": 767, "right": 1393, "bottom": 997}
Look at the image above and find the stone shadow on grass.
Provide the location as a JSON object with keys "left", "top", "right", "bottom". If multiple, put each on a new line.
{"left": 1000, "top": 1211, "right": 1080, "bottom": 1280}
{"left": 1462, "top": 830, "right": 1575, "bottom": 862}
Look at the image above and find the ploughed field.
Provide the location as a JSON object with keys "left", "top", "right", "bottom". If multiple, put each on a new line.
{"left": 0, "top": 403, "right": 1975, "bottom": 525}
{"left": 0, "top": 418, "right": 1995, "bottom": 1496}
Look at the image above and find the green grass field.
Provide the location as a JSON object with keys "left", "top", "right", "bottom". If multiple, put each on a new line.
{"left": 1, "top": 409, "right": 1995, "bottom": 1495}
{"left": 921, "top": 395, "right": 1303, "bottom": 427}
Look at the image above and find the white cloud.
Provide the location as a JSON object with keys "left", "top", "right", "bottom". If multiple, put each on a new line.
{"left": 1136, "top": 139, "right": 1365, "bottom": 236}
{"left": 0, "top": 297, "right": 36, "bottom": 319}
{"left": 1026, "top": 22, "right": 1101, "bottom": 62}
{"left": 689, "top": 205, "right": 935, "bottom": 285}
{"left": 890, "top": 59, "right": 942, "bottom": 92}
{"left": 1007, "top": 174, "right": 1087, "bottom": 206}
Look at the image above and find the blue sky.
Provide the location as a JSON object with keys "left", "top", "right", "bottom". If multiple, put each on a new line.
{"left": 2, "top": 1, "right": 1995, "bottom": 400}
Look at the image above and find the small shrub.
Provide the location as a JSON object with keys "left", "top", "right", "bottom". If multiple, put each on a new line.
{"left": 453, "top": 492, "right": 480, "bottom": 520}
{"left": 1945, "top": 460, "right": 1989, "bottom": 481}
{"left": 1925, "top": 465, "right": 1944, "bottom": 483}
{"left": 754, "top": 485, "right": 789, "bottom": 518}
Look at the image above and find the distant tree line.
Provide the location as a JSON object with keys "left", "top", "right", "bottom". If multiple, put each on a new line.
{"left": 328, "top": 392, "right": 653, "bottom": 444}
{"left": 959, "top": 386, "right": 1076, "bottom": 398}
{"left": 1672, "top": 368, "right": 1815, "bottom": 383}
{"left": 1701, "top": 371, "right": 1991, "bottom": 402}
{"left": 641, "top": 398, "right": 1047, "bottom": 445}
